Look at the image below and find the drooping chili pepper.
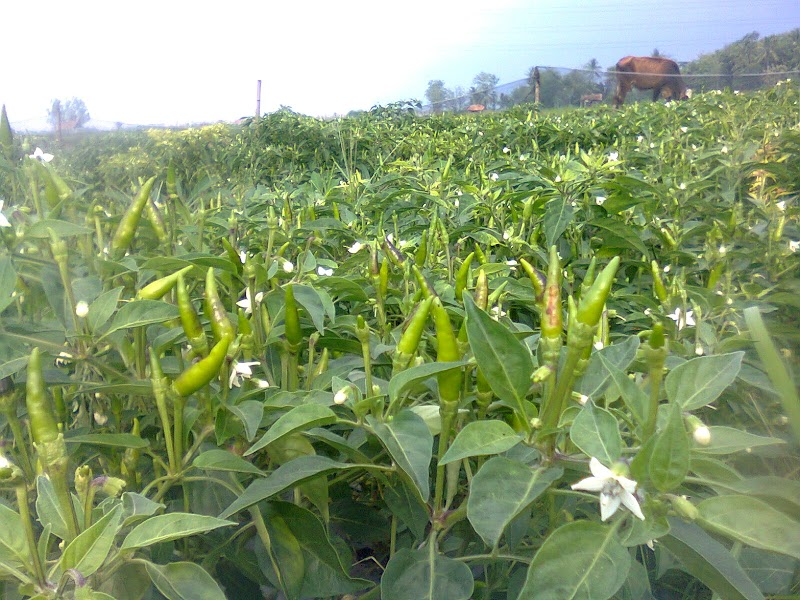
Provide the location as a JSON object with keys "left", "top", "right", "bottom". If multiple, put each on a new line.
{"left": 110, "top": 176, "right": 157, "bottom": 260}
{"left": 137, "top": 265, "right": 193, "bottom": 300}
{"left": 172, "top": 336, "right": 231, "bottom": 398}
{"left": 25, "top": 347, "right": 59, "bottom": 445}
{"left": 150, "top": 351, "right": 176, "bottom": 472}
{"left": 222, "top": 238, "right": 243, "bottom": 276}
{"left": 393, "top": 296, "right": 433, "bottom": 375}
{"left": 455, "top": 252, "right": 475, "bottom": 302}
{"left": 145, "top": 197, "right": 168, "bottom": 244}
{"left": 412, "top": 265, "right": 434, "bottom": 299}
{"left": 383, "top": 236, "right": 405, "bottom": 266}
{"left": 474, "top": 270, "right": 489, "bottom": 310}
{"left": 176, "top": 272, "right": 209, "bottom": 357}
{"left": 432, "top": 298, "right": 462, "bottom": 411}
{"left": 473, "top": 242, "right": 487, "bottom": 265}
{"left": 284, "top": 284, "right": 302, "bottom": 352}
{"left": 204, "top": 267, "right": 235, "bottom": 343}
{"left": 651, "top": 260, "right": 668, "bottom": 303}
{"left": 414, "top": 230, "right": 428, "bottom": 267}
{"left": 379, "top": 258, "right": 390, "bottom": 299}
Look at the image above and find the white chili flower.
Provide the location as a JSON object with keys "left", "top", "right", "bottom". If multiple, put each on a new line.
{"left": 75, "top": 301, "right": 89, "bottom": 318}
{"left": 571, "top": 457, "right": 645, "bottom": 521}
{"left": 229, "top": 361, "right": 260, "bottom": 388}
{"left": 554, "top": 175, "right": 562, "bottom": 183}
{"left": 502, "top": 146, "right": 511, "bottom": 154}
{"left": 348, "top": 241, "right": 364, "bottom": 254}
{"left": 252, "top": 378, "right": 271, "bottom": 389}
{"left": 454, "top": 198, "right": 460, "bottom": 208}
{"left": 721, "top": 145, "right": 728, "bottom": 154}
{"left": 608, "top": 151, "right": 619, "bottom": 161}
{"left": 679, "top": 182, "right": 687, "bottom": 190}
{"left": 595, "top": 196, "right": 606, "bottom": 206}
{"left": 239, "top": 250, "right": 247, "bottom": 264}
{"left": 693, "top": 426, "right": 711, "bottom": 446}
{"left": 282, "top": 260, "right": 294, "bottom": 273}
{"left": 29, "top": 147, "right": 54, "bottom": 162}
{"left": 317, "top": 266, "right": 334, "bottom": 276}
{"left": 718, "top": 245, "right": 727, "bottom": 256}
{"left": 0, "top": 454, "right": 11, "bottom": 469}
{"left": 789, "top": 240, "right": 800, "bottom": 253}
{"left": 776, "top": 200, "right": 786, "bottom": 212}
{"left": 236, "top": 288, "right": 264, "bottom": 315}
{"left": 593, "top": 341, "right": 604, "bottom": 350}
{"left": 489, "top": 172, "right": 499, "bottom": 182}
{"left": 680, "top": 126, "right": 688, "bottom": 133}
{"left": 334, "top": 387, "right": 349, "bottom": 405}
{"left": 667, "top": 307, "right": 695, "bottom": 330}
{"left": 0, "top": 200, "right": 11, "bottom": 228}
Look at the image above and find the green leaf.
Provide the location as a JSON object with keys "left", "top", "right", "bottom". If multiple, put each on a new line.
{"left": 388, "top": 361, "right": 467, "bottom": 406}
{"left": 87, "top": 287, "right": 123, "bottom": 334}
{"left": 665, "top": 352, "right": 744, "bottom": 410}
{"left": 35, "top": 476, "right": 78, "bottom": 541}
{"left": 521, "top": 520, "right": 631, "bottom": 600}
{"left": 569, "top": 400, "right": 623, "bottom": 465}
{"left": 120, "top": 493, "right": 165, "bottom": 528}
{"left": 65, "top": 433, "right": 150, "bottom": 449}
{"left": 661, "top": 518, "right": 765, "bottom": 600}
{"left": 0, "top": 503, "right": 31, "bottom": 572}
{"left": 291, "top": 284, "right": 335, "bottom": 334}
{"left": 439, "top": 420, "right": 521, "bottom": 465}
{"left": 464, "top": 293, "right": 533, "bottom": 413}
{"left": 60, "top": 506, "right": 122, "bottom": 578}
{"left": 120, "top": 513, "right": 235, "bottom": 550}
{"left": 648, "top": 403, "right": 689, "bottom": 492}
{"left": 698, "top": 495, "right": 800, "bottom": 559}
{"left": 26, "top": 219, "right": 92, "bottom": 238}
{"left": 192, "top": 449, "right": 265, "bottom": 475}
{"left": 101, "top": 300, "right": 180, "bottom": 338}
{"left": 381, "top": 548, "right": 474, "bottom": 600}
{"left": 596, "top": 353, "right": 648, "bottom": 425}
{"left": 468, "top": 457, "right": 562, "bottom": 548}
{"left": 145, "top": 561, "right": 227, "bottom": 600}
{"left": 544, "top": 196, "right": 575, "bottom": 247}
{"left": 220, "top": 456, "right": 370, "bottom": 519}
{"left": 257, "top": 509, "right": 304, "bottom": 600}
{"left": 246, "top": 404, "right": 337, "bottom": 456}
{"left": 0, "top": 356, "right": 29, "bottom": 381}
{"left": 368, "top": 410, "right": 433, "bottom": 502}
{"left": 224, "top": 400, "right": 264, "bottom": 442}
{"left": 589, "top": 218, "right": 649, "bottom": 256}
{"left": 694, "top": 427, "right": 786, "bottom": 455}
{"left": 261, "top": 502, "right": 371, "bottom": 598}
{"left": 0, "top": 256, "right": 18, "bottom": 314}
{"left": 577, "top": 335, "right": 640, "bottom": 399}
{"left": 382, "top": 478, "right": 430, "bottom": 541}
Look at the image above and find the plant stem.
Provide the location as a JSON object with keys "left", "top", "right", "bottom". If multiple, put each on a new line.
{"left": 15, "top": 483, "right": 47, "bottom": 588}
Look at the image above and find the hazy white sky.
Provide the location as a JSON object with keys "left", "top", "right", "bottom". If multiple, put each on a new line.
{"left": 2, "top": 0, "right": 798, "bottom": 127}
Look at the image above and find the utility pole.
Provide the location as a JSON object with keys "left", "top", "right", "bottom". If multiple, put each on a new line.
{"left": 534, "top": 67, "right": 541, "bottom": 104}
{"left": 256, "top": 80, "right": 262, "bottom": 118}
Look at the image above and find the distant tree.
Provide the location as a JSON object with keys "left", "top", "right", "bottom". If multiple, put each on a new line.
{"left": 651, "top": 48, "right": 662, "bottom": 57}
{"left": 425, "top": 80, "right": 452, "bottom": 113}
{"left": 584, "top": 58, "right": 604, "bottom": 92}
{"left": 446, "top": 86, "right": 469, "bottom": 112}
{"left": 470, "top": 72, "right": 499, "bottom": 109}
{"left": 47, "top": 97, "right": 90, "bottom": 130}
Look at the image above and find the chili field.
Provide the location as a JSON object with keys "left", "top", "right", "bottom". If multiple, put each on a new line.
{"left": 0, "top": 84, "right": 799, "bottom": 599}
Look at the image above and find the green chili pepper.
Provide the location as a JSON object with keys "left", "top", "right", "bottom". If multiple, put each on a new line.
{"left": 176, "top": 273, "right": 209, "bottom": 357}
{"left": 393, "top": 296, "right": 433, "bottom": 374}
{"left": 204, "top": 268, "right": 236, "bottom": 343}
{"left": 284, "top": 285, "right": 302, "bottom": 350}
{"left": 110, "top": 176, "right": 157, "bottom": 260}
{"left": 222, "top": 238, "right": 243, "bottom": 275}
{"left": 379, "top": 259, "right": 390, "bottom": 299}
{"left": 520, "top": 258, "right": 545, "bottom": 304}
{"left": 25, "top": 348, "right": 59, "bottom": 445}
{"left": 651, "top": 260, "right": 668, "bottom": 303}
{"left": 455, "top": 252, "right": 475, "bottom": 302}
{"left": 580, "top": 257, "right": 597, "bottom": 300}
{"left": 383, "top": 237, "right": 405, "bottom": 266}
{"left": 415, "top": 230, "right": 427, "bottom": 266}
{"left": 412, "top": 265, "right": 434, "bottom": 299}
{"left": 166, "top": 163, "right": 178, "bottom": 200}
{"left": 474, "top": 270, "right": 489, "bottom": 310}
{"left": 145, "top": 198, "right": 168, "bottom": 243}
{"left": 432, "top": 298, "right": 462, "bottom": 410}
{"left": 172, "top": 336, "right": 231, "bottom": 397}
{"left": 575, "top": 256, "right": 620, "bottom": 328}
{"left": 540, "top": 246, "right": 563, "bottom": 369}
{"left": 473, "top": 242, "right": 487, "bottom": 265}
{"left": 137, "top": 265, "right": 193, "bottom": 300}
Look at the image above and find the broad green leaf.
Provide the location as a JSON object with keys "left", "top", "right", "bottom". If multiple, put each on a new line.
{"left": 665, "top": 352, "right": 744, "bottom": 409}
{"left": 596, "top": 353, "right": 648, "bottom": 425}
{"left": 381, "top": 548, "right": 473, "bottom": 600}
{"left": 368, "top": 410, "right": 433, "bottom": 502}
{"left": 60, "top": 506, "right": 122, "bottom": 578}
{"left": 0, "top": 356, "right": 29, "bottom": 381}
{"left": 464, "top": 293, "right": 533, "bottom": 413}
{"left": 36, "top": 476, "right": 78, "bottom": 541}
{"left": 192, "top": 449, "right": 265, "bottom": 475}
{"left": 101, "top": 300, "right": 180, "bottom": 338}
{"left": 569, "top": 400, "right": 623, "bottom": 465}
{"left": 145, "top": 561, "right": 227, "bottom": 600}
{"left": 65, "top": 433, "right": 150, "bottom": 449}
{"left": 739, "top": 548, "right": 795, "bottom": 595}
{"left": 521, "top": 520, "right": 631, "bottom": 600}
{"left": 648, "top": 402, "right": 689, "bottom": 492}
{"left": 468, "top": 457, "right": 562, "bottom": 548}
{"left": 388, "top": 361, "right": 467, "bottom": 406}
{"left": 87, "top": 287, "right": 123, "bottom": 334}
{"left": 291, "top": 284, "right": 335, "bottom": 334}
{"left": 576, "top": 335, "right": 640, "bottom": 400}
{"left": 590, "top": 218, "right": 649, "bottom": 256}
{"left": 120, "top": 513, "right": 235, "bottom": 550}
{"left": 246, "top": 404, "right": 337, "bottom": 455}
{"left": 383, "top": 477, "right": 430, "bottom": 541}
{"left": 121, "top": 493, "right": 165, "bottom": 527}
{"left": 0, "top": 256, "right": 18, "bottom": 313}
{"left": 440, "top": 420, "right": 521, "bottom": 465}
{"left": 97, "top": 561, "right": 151, "bottom": 600}
{"left": 544, "top": 195, "right": 575, "bottom": 247}
{"left": 661, "top": 518, "right": 765, "bottom": 600}
{"left": 261, "top": 502, "right": 370, "bottom": 598}
{"left": 220, "top": 456, "right": 370, "bottom": 518}
{"left": 0, "top": 503, "right": 31, "bottom": 570}
{"left": 26, "top": 219, "right": 92, "bottom": 238}
{"left": 698, "top": 495, "right": 800, "bottom": 559}
{"left": 725, "top": 476, "right": 800, "bottom": 518}
{"left": 224, "top": 400, "right": 264, "bottom": 442}
{"left": 693, "top": 426, "right": 786, "bottom": 455}
{"left": 258, "top": 510, "right": 304, "bottom": 600}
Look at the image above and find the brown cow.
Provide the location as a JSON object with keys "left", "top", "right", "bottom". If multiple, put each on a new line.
{"left": 613, "top": 56, "right": 688, "bottom": 107}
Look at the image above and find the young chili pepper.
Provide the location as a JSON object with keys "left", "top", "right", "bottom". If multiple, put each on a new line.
{"left": 392, "top": 296, "right": 433, "bottom": 375}
{"left": 539, "top": 246, "right": 563, "bottom": 370}
{"left": 414, "top": 230, "right": 428, "bottom": 267}
{"left": 176, "top": 272, "right": 209, "bottom": 357}
{"left": 651, "top": 260, "right": 668, "bottom": 303}
{"left": 137, "top": 265, "right": 193, "bottom": 300}
{"left": 25, "top": 347, "right": 59, "bottom": 445}
{"left": 204, "top": 267, "right": 236, "bottom": 343}
{"left": 110, "top": 176, "right": 157, "bottom": 260}
{"left": 172, "top": 336, "right": 231, "bottom": 398}
{"left": 455, "top": 252, "right": 475, "bottom": 302}
{"left": 432, "top": 298, "right": 462, "bottom": 413}
{"left": 284, "top": 285, "right": 302, "bottom": 352}
{"left": 145, "top": 197, "right": 168, "bottom": 244}
{"left": 575, "top": 256, "right": 620, "bottom": 330}
{"left": 520, "top": 258, "right": 545, "bottom": 304}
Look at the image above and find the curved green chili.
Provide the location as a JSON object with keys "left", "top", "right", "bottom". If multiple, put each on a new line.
{"left": 110, "top": 176, "right": 157, "bottom": 260}
{"left": 25, "top": 347, "right": 59, "bottom": 445}
{"left": 204, "top": 268, "right": 235, "bottom": 343}
{"left": 176, "top": 272, "right": 209, "bottom": 357}
{"left": 455, "top": 252, "right": 475, "bottom": 302}
{"left": 172, "top": 336, "right": 231, "bottom": 398}
{"left": 137, "top": 265, "right": 193, "bottom": 300}
{"left": 284, "top": 285, "right": 302, "bottom": 351}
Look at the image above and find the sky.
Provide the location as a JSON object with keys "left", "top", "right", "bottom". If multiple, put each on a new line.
{"left": 2, "top": 0, "right": 798, "bottom": 128}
